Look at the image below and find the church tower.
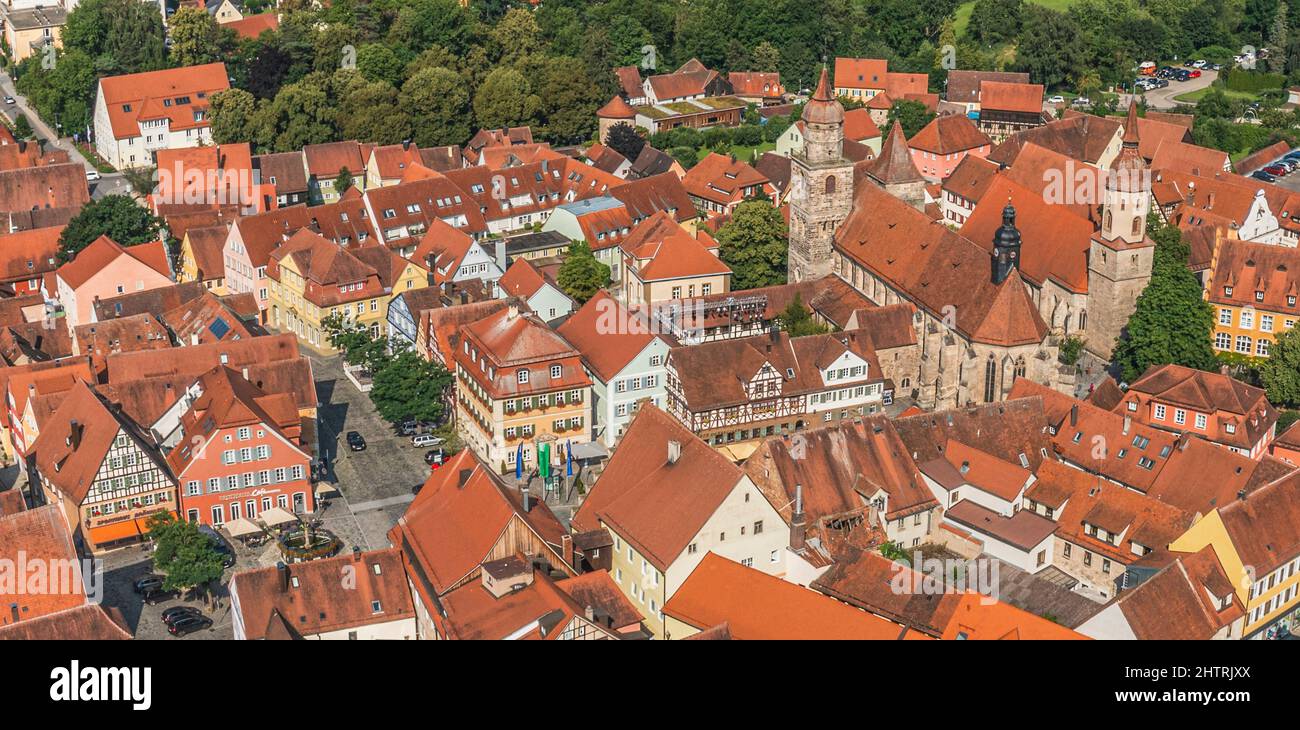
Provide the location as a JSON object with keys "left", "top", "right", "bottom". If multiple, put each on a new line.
{"left": 787, "top": 68, "right": 855, "bottom": 284}
{"left": 1086, "top": 101, "right": 1155, "bottom": 360}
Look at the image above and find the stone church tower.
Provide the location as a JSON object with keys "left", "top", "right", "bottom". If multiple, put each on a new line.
{"left": 787, "top": 69, "right": 855, "bottom": 284}
{"left": 1086, "top": 101, "right": 1155, "bottom": 359}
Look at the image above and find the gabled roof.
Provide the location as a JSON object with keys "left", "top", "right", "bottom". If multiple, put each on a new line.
{"left": 571, "top": 405, "right": 748, "bottom": 571}
{"left": 1125, "top": 363, "right": 1272, "bottom": 417}
{"left": 0, "top": 162, "right": 89, "bottom": 214}
{"left": 224, "top": 12, "right": 278, "bottom": 39}
{"left": 979, "top": 81, "right": 1044, "bottom": 114}
{"left": 56, "top": 235, "right": 170, "bottom": 288}
{"left": 98, "top": 63, "right": 229, "bottom": 139}
{"left": 30, "top": 381, "right": 143, "bottom": 504}
{"left": 620, "top": 211, "right": 730, "bottom": 282}
{"left": 945, "top": 70, "right": 1030, "bottom": 105}
{"left": 835, "top": 184, "right": 1048, "bottom": 346}
{"left": 666, "top": 553, "right": 913, "bottom": 640}
{"left": 1217, "top": 469, "right": 1300, "bottom": 575}
{"left": 681, "top": 153, "right": 771, "bottom": 205}
{"left": 387, "top": 450, "right": 567, "bottom": 596}
{"left": 0, "top": 604, "right": 132, "bottom": 640}
{"left": 556, "top": 291, "right": 660, "bottom": 383}
{"left": 939, "top": 592, "right": 1087, "bottom": 639}
{"left": 834, "top": 57, "right": 889, "bottom": 89}
{"left": 0, "top": 225, "right": 62, "bottom": 283}
{"left": 942, "top": 154, "right": 1000, "bottom": 202}
{"left": 165, "top": 365, "right": 304, "bottom": 477}
{"left": 1106, "top": 545, "right": 1243, "bottom": 639}
{"left": 1150, "top": 139, "right": 1231, "bottom": 176}
{"left": 609, "top": 172, "right": 696, "bottom": 224}
{"left": 437, "top": 565, "right": 624, "bottom": 640}
{"left": 302, "top": 140, "right": 371, "bottom": 178}
{"left": 230, "top": 548, "right": 414, "bottom": 639}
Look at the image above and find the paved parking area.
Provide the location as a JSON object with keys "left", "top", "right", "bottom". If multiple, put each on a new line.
{"left": 96, "top": 545, "right": 234, "bottom": 641}
{"left": 306, "top": 349, "right": 430, "bottom": 548}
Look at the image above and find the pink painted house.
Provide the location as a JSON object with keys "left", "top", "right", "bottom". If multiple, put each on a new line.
{"left": 222, "top": 207, "right": 312, "bottom": 322}
{"left": 907, "top": 114, "right": 992, "bottom": 182}
{"left": 53, "top": 236, "right": 173, "bottom": 328}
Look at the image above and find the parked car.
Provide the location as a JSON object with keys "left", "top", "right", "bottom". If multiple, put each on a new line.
{"left": 161, "top": 606, "right": 203, "bottom": 626}
{"left": 1189, "top": 69, "right": 1202, "bottom": 78}
{"left": 167, "top": 615, "right": 212, "bottom": 636}
{"left": 1047, "top": 95, "right": 1065, "bottom": 104}
{"left": 197, "top": 524, "right": 236, "bottom": 568}
{"left": 141, "top": 586, "right": 179, "bottom": 605}
{"left": 346, "top": 431, "right": 366, "bottom": 451}
{"left": 411, "top": 433, "right": 443, "bottom": 448}
{"left": 3, "top": 95, "right": 14, "bottom": 105}
{"left": 1072, "top": 96, "right": 1091, "bottom": 106}
{"left": 1277, "top": 160, "right": 1298, "bottom": 172}
{"left": 1284, "top": 151, "right": 1300, "bottom": 160}
{"left": 85, "top": 170, "right": 100, "bottom": 182}
{"left": 133, "top": 574, "right": 165, "bottom": 594}
{"left": 425, "top": 448, "right": 447, "bottom": 467}
{"left": 1192, "top": 59, "right": 1207, "bottom": 68}
{"left": 1252, "top": 170, "right": 1278, "bottom": 182}
{"left": 1264, "top": 164, "right": 1287, "bottom": 176}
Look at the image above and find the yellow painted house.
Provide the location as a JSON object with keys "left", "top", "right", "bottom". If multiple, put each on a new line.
{"left": 177, "top": 224, "right": 232, "bottom": 294}
{"left": 1169, "top": 470, "right": 1300, "bottom": 639}
{"left": 267, "top": 229, "right": 427, "bottom": 352}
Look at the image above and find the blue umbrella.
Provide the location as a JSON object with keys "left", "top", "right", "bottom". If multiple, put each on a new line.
{"left": 515, "top": 443, "right": 523, "bottom": 480}
{"left": 566, "top": 440, "right": 574, "bottom": 477}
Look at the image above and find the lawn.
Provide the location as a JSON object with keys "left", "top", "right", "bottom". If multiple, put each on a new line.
{"left": 697, "top": 142, "right": 776, "bottom": 163}
{"left": 1172, "top": 86, "right": 1260, "bottom": 104}
{"left": 954, "top": 0, "right": 1080, "bottom": 37}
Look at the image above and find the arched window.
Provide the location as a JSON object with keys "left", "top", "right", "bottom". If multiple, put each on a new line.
{"left": 1131, "top": 216, "right": 1141, "bottom": 238}
{"left": 1104, "top": 210, "right": 1112, "bottom": 231}
{"left": 1013, "top": 357, "right": 1026, "bottom": 380}
{"left": 983, "top": 357, "right": 997, "bottom": 403}
{"left": 825, "top": 176, "right": 836, "bottom": 195}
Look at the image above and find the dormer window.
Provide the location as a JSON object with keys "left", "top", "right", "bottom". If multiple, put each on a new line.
{"left": 1127, "top": 401, "right": 1137, "bottom": 411}
{"left": 1256, "top": 291, "right": 1264, "bottom": 302}
{"left": 1289, "top": 296, "right": 1297, "bottom": 307}
{"left": 517, "top": 370, "right": 529, "bottom": 384}
{"left": 1225, "top": 286, "right": 1233, "bottom": 296}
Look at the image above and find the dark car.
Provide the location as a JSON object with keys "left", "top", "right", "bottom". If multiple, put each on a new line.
{"left": 1252, "top": 170, "right": 1278, "bottom": 182}
{"left": 141, "top": 586, "right": 179, "bottom": 605}
{"left": 398, "top": 420, "right": 418, "bottom": 436}
{"left": 161, "top": 606, "right": 203, "bottom": 626}
{"left": 197, "top": 524, "right": 236, "bottom": 568}
{"left": 167, "top": 615, "right": 212, "bottom": 636}
{"left": 425, "top": 448, "right": 446, "bottom": 467}
{"left": 346, "top": 431, "right": 366, "bottom": 451}
{"left": 133, "top": 574, "right": 165, "bottom": 594}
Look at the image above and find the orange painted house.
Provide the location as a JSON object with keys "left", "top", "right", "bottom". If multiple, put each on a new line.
{"left": 168, "top": 365, "right": 314, "bottom": 526}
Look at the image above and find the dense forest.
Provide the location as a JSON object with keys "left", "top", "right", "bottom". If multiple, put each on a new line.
{"left": 8, "top": 0, "right": 1300, "bottom": 155}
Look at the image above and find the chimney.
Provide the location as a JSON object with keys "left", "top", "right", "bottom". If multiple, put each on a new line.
{"left": 352, "top": 545, "right": 362, "bottom": 561}
{"left": 495, "top": 238, "right": 507, "bottom": 272}
{"left": 68, "top": 420, "right": 81, "bottom": 450}
{"left": 242, "top": 367, "right": 249, "bottom": 380}
{"left": 521, "top": 484, "right": 532, "bottom": 512}
{"left": 1179, "top": 433, "right": 1191, "bottom": 451}
{"left": 561, "top": 534, "right": 575, "bottom": 571}
{"left": 277, "top": 562, "right": 289, "bottom": 592}
{"left": 769, "top": 324, "right": 779, "bottom": 344}
{"left": 507, "top": 302, "right": 519, "bottom": 320}
{"left": 1220, "top": 364, "right": 1230, "bottom": 376}
{"left": 1237, "top": 489, "right": 1247, "bottom": 501}
{"left": 1122, "top": 415, "right": 1131, "bottom": 435}
{"left": 584, "top": 605, "right": 595, "bottom": 622}
{"left": 459, "top": 291, "right": 469, "bottom": 305}
{"left": 790, "top": 483, "right": 807, "bottom": 550}
{"left": 402, "top": 139, "right": 411, "bottom": 151}
{"left": 1070, "top": 403, "right": 1078, "bottom": 427}
{"left": 667, "top": 439, "right": 682, "bottom": 465}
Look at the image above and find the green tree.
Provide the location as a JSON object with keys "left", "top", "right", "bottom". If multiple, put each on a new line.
{"left": 146, "top": 512, "right": 226, "bottom": 599}
{"left": 260, "top": 74, "right": 337, "bottom": 151}
{"left": 536, "top": 55, "right": 602, "bottom": 143}
{"left": 1260, "top": 325, "right": 1300, "bottom": 406}
{"left": 752, "top": 41, "right": 781, "bottom": 72}
{"left": 356, "top": 42, "right": 405, "bottom": 88}
{"left": 969, "top": 0, "right": 1024, "bottom": 45}
{"left": 335, "top": 72, "right": 411, "bottom": 144}
{"left": 399, "top": 66, "right": 471, "bottom": 147}
{"left": 207, "top": 88, "right": 260, "bottom": 145}
{"left": 335, "top": 166, "right": 354, "bottom": 195}
{"left": 556, "top": 241, "right": 610, "bottom": 304}
{"left": 1016, "top": 5, "right": 1085, "bottom": 89}
{"left": 168, "top": 7, "right": 223, "bottom": 68}
{"left": 1112, "top": 219, "right": 1217, "bottom": 382}
{"left": 370, "top": 347, "right": 454, "bottom": 424}
{"left": 63, "top": 0, "right": 166, "bottom": 76}
{"left": 885, "top": 99, "right": 935, "bottom": 139}
{"left": 473, "top": 66, "right": 541, "bottom": 130}
{"left": 58, "top": 195, "right": 164, "bottom": 262}
{"left": 778, "top": 293, "right": 829, "bottom": 337}
{"left": 716, "top": 200, "right": 787, "bottom": 290}
{"left": 12, "top": 114, "right": 32, "bottom": 140}
{"left": 605, "top": 122, "right": 646, "bottom": 161}
{"left": 490, "top": 7, "right": 544, "bottom": 67}
{"left": 322, "top": 312, "right": 387, "bottom": 372}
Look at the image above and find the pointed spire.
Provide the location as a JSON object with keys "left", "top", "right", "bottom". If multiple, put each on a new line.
{"left": 1122, "top": 100, "right": 1141, "bottom": 146}
{"left": 812, "top": 66, "right": 832, "bottom": 101}
{"left": 868, "top": 122, "right": 923, "bottom": 186}
{"left": 801, "top": 67, "right": 844, "bottom": 125}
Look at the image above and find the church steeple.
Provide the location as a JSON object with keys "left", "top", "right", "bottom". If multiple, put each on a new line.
{"left": 1102, "top": 100, "right": 1149, "bottom": 244}
{"left": 786, "top": 66, "right": 854, "bottom": 284}
{"left": 992, "top": 202, "right": 1021, "bottom": 285}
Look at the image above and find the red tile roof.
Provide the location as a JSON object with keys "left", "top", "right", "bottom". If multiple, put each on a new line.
{"left": 98, "top": 63, "right": 229, "bottom": 139}
{"left": 666, "top": 552, "right": 914, "bottom": 639}
{"left": 979, "top": 81, "right": 1044, "bottom": 114}
{"left": 223, "top": 12, "right": 278, "bottom": 39}
{"left": 556, "top": 291, "right": 659, "bottom": 383}
{"left": 0, "top": 225, "right": 61, "bottom": 284}
{"left": 834, "top": 57, "right": 889, "bottom": 90}
{"left": 940, "top": 592, "right": 1086, "bottom": 639}
{"left": 908, "top": 114, "right": 990, "bottom": 155}
{"left": 571, "top": 405, "right": 749, "bottom": 571}
{"left": 0, "top": 505, "right": 87, "bottom": 625}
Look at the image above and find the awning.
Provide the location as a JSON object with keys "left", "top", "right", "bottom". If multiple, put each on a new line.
{"left": 224, "top": 517, "right": 262, "bottom": 538}
{"left": 314, "top": 482, "right": 339, "bottom": 498}
{"left": 258, "top": 506, "right": 298, "bottom": 527}
{"left": 87, "top": 516, "right": 155, "bottom": 544}
{"left": 568, "top": 441, "right": 609, "bottom": 461}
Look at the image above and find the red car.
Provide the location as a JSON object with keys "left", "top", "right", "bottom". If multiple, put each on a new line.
{"left": 1189, "top": 69, "right": 1202, "bottom": 78}
{"left": 1264, "top": 165, "right": 1287, "bottom": 176}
